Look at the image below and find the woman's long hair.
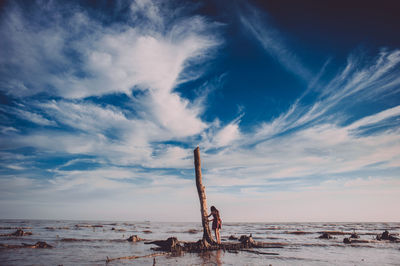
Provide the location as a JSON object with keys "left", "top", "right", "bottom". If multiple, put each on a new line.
{"left": 210, "top": 206, "right": 220, "bottom": 218}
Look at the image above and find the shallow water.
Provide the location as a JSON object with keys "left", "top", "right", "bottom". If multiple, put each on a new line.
{"left": 0, "top": 220, "right": 399, "bottom": 265}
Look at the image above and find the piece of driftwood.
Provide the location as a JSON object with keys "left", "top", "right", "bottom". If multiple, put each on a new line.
{"left": 127, "top": 235, "right": 144, "bottom": 242}
{"left": 0, "top": 241, "right": 52, "bottom": 249}
{"left": 194, "top": 147, "right": 214, "bottom": 245}
{"left": 145, "top": 234, "right": 283, "bottom": 253}
{"left": 145, "top": 237, "right": 183, "bottom": 252}
{"left": 317, "top": 231, "right": 350, "bottom": 235}
{"left": 241, "top": 249, "right": 279, "bottom": 256}
{"left": 0, "top": 229, "right": 33, "bottom": 237}
{"left": 106, "top": 252, "right": 169, "bottom": 263}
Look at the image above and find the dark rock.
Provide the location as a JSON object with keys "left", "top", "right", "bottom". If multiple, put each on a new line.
{"left": 143, "top": 230, "right": 152, "bottom": 234}
{"left": 318, "top": 232, "right": 333, "bottom": 239}
{"left": 343, "top": 238, "right": 351, "bottom": 244}
{"left": 350, "top": 233, "right": 359, "bottom": 239}
{"left": 127, "top": 235, "right": 143, "bottom": 242}
{"left": 228, "top": 235, "right": 238, "bottom": 240}
{"left": 382, "top": 230, "right": 390, "bottom": 239}
{"left": 239, "top": 234, "right": 255, "bottom": 247}
{"left": 11, "top": 229, "right": 32, "bottom": 236}
{"left": 377, "top": 230, "right": 399, "bottom": 241}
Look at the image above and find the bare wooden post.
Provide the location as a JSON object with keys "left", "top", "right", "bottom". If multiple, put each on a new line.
{"left": 194, "top": 146, "right": 214, "bottom": 244}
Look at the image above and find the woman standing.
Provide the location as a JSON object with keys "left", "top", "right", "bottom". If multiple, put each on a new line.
{"left": 208, "top": 206, "right": 222, "bottom": 244}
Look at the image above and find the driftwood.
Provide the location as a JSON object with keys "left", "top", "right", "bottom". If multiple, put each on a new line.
{"left": 106, "top": 252, "right": 169, "bottom": 263}
{"left": 127, "top": 235, "right": 144, "bottom": 242}
{"left": 144, "top": 234, "right": 283, "bottom": 253}
{"left": 0, "top": 229, "right": 33, "bottom": 237}
{"left": 0, "top": 241, "right": 52, "bottom": 249}
{"left": 194, "top": 147, "right": 214, "bottom": 245}
{"left": 241, "top": 249, "right": 279, "bottom": 256}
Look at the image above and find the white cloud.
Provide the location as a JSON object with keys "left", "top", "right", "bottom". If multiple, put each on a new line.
{"left": 196, "top": 50, "right": 400, "bottom": 192}
{"left": 15, "top": 109, "right": 56, "bottom": 126}
{"left": 130, "top": 0, "right": 163, "bottom": 28}
{"left": 213, "top": 122, "right": 241, "bottom": 147}
{"left": 205, "top": 120, "right": 242, "bottom": 149}
{"left": 0, "top": 126, "right": 19, "bottom": 134}
{"left": 0, "top": 104, "right": 56, "bottom": 126}
{"left": 142, "top": 89, "right": 207, "bottom": 137}
{"left": 347, "top": 104, "right": 400, "bottom": 130}
{"left": 1, "top": 1, "right": 399, "bottom": 222}
{"left": 0, "top": 0, "right": 220, "bottom": 166}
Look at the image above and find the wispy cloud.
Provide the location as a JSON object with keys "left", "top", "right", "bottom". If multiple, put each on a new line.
{"left": 239, "top": 3, "right": 312, "bottom": 81}
{"left": 199, "top": 48, "right": 400, "bottom": 181}
{"left": 246, "top": 49, "right": 400, "bottom": 143}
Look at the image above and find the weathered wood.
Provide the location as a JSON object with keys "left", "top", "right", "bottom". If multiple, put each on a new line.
{"left": 106, "top": 252, "right": 169, "bottom": 263}
{"left": 0, "top": 241, "right": 52, "bottom": 249}
{"left": 145, "top": 237, "right": 182, "bottom": 252}
{"left": 145, "top": 235, "right": 284, "bottom": 253}
{"left": 241, "top": 249, "right": 279, "bottom": 256}
{"left": 0, "top": 229, "right": 33, "bottom": 237}
{"left": 194, "top": 147, "right": 214, "bottom": 244}
{"left": 127, "top": 235, "right": 144, "bottom": 242}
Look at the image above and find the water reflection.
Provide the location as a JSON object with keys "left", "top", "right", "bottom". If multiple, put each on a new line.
{"left": 198, "top": 249, "right": 222, "bottom": 265}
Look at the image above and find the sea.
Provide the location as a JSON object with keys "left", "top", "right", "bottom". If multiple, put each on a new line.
{"left": 0, "top": 220, "right": 399, "bottom": 265}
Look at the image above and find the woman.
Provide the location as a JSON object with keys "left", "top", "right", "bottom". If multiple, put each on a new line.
{"left": 208, "top": 206, "right": 222, "bottom": 244}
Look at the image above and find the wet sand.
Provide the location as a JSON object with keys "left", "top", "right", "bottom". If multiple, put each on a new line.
{"left": 0, "top": 220, "right": 399, "bottom": 265}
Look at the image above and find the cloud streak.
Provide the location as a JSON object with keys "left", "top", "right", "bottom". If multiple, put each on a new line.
{"left": 239, "top": 4, "right": 312, "bottom": 81}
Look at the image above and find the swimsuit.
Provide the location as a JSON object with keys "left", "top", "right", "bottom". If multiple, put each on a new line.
{"left": 212, "top": 213, "right": 221, "bottom": 230}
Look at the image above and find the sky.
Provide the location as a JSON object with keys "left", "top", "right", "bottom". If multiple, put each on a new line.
{"left": 0, "top": 0, "right": 399, "bottom": 222}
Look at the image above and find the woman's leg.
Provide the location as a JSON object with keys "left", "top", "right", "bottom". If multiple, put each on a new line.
{"left": 216, "top": 228, "right": 220, "bottom": 244}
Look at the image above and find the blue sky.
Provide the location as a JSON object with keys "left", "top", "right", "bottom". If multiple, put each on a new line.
{"left": 0, "top": 0, "right": 399, "bottom": 222}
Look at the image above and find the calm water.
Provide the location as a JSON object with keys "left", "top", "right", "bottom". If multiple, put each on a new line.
{"left": 0, "top": 220, "right": 399, "bottom": 265}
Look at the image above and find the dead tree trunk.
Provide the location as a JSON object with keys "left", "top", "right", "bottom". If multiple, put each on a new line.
{"left": 194, "top": 147, "right": 214, "bottom": 245}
